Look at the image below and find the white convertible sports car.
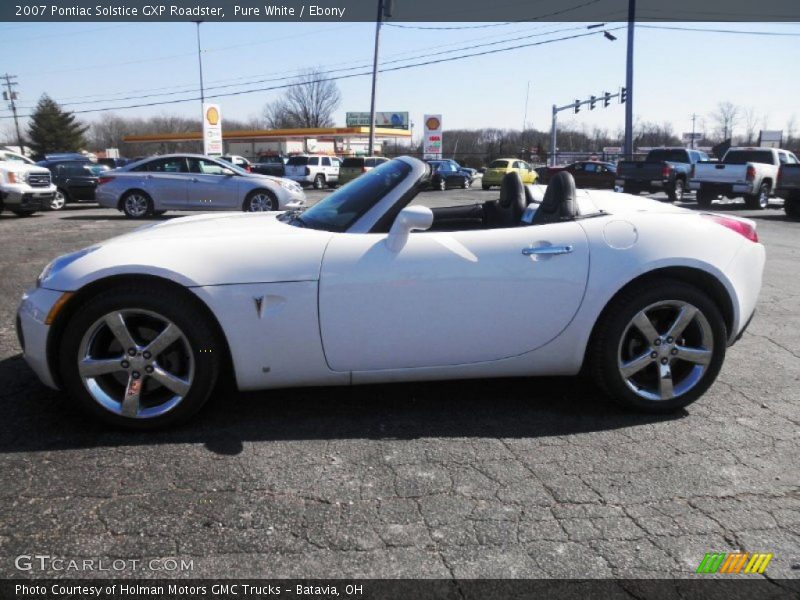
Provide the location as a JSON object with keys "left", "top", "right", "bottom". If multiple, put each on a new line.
{"left": 17, "top": 157, "right": 765, "bottom": 429}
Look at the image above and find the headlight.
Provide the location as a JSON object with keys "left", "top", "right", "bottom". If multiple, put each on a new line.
{"left": 279, "top": 179, "right": 301, "bottom": 192}
{"left": 37, "top": 246, "right": 98, "bottom": 288}
{"left": 7, "top": 171, "right": 27, "bottom": 184}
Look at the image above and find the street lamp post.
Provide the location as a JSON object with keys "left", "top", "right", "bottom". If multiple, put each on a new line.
{"left": 624, "top": 0, "right": 635, "bottom": 159}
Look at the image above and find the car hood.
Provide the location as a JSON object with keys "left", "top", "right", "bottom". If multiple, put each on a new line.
{"left": 43, "top": 212, "right": 334, "bottom": 291}
{"left": 0, "top": 162, "right": 51, "bottom": 175}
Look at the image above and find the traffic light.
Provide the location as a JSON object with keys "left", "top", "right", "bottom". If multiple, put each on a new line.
{"left": 619, "top": 87, "right": 627, "bottom": 104}
{"left": 589, "top": 95, "right": 597, "bottom": 110}
{"left": 603, "top": 92, "right": 611, "bottom": 108}
{"left": 574, "top": 99, "right": 581, "bottom": 114}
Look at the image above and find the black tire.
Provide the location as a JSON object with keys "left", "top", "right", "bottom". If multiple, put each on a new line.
{"left": 120, "top": 190, "right": 153, "bottom": 219}
{"left": 313, "top": 174, "right": 325, "bottom": 190}
{"left": 667, "top": 179, "right": 685, "bottom": 203}
{"left": 744, "top": 182, "right": 770, "bottom": 210}
{"left": 243, "top": 189, "right": 277, "bottom": 212}
{"left": 785, "top": 195, "right": 800, "bottom": 220}
{"left": 590, "top": 279, "right": 727, "bottom": 414}
{"left": 50, "top": 188, "right": 69, "bottom": 211}
{"left": 461, "top": 177, "right": 470, "bottom": 190}
{"left": 696, "top": 186, "right": 714, "bottom": 208}
{"left": 58, "top": 284, "right": 221, "bottom": 430}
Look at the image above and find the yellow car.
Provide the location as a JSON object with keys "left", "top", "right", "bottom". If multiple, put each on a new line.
{"left": 339, "top": 156, "right": 390, "bottom": 186}
{"left": 481, "top": 158, "right": 537, "bottom": 189}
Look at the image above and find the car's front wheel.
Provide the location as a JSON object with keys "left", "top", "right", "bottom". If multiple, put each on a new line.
{"left": 59, "top": 285, "right": 221, "bottom": 429}
{"left": 121, "top": 191, "right": 153, "bottom": 219}
{"left": 50, "top": 189, "right": 69, "bottom": 211}
{"left": 243, "top": 189, "right": 277, "bottom": 212}
{"left": 461, "top": 177, "right": 470, "bottom": 189}
{"left": 590, "top": 279, "right": 727, "bottom": 413}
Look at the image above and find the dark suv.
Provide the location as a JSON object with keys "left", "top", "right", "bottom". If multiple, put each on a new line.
{"left": 37, "top": 159, "right": 110, "bottom": 210}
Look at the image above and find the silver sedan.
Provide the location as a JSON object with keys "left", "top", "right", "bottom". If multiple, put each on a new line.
{"left": 95, "top": 154, "right": 306, "bottom": 218}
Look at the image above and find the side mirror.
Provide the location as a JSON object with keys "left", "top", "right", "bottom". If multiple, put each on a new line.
{"left": 386, "top": 206, "right": 433, "bottom": 252}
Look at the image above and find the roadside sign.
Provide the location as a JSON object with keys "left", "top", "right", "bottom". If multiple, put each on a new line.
{"left": 346, "top": 111, "right": 409, "bottom": 129}
{"left": 423, "top": 114, "right": 442, "bottom": 160}
{"left": 203, "top": 103, "right": 223, "bottom": 156}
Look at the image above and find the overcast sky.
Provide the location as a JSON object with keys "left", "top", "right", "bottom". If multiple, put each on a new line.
{"left": 1, "top": 21, "right": 798, "bottom": 140}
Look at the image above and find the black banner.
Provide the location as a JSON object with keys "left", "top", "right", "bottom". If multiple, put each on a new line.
{"left": 2, "top": 579, "right": 800, "bottom": 600}
{"left": 3, "top": 0, "right": 800, "bottom": 22}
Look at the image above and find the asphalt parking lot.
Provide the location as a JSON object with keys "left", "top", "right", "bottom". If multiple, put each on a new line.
{"left": 0, "top": 186, "right": 798, "bottom": 581}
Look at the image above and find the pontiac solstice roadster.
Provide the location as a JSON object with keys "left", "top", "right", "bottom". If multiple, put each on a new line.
{"left": 17, "top": 157, "right": 765, "bottom": 428}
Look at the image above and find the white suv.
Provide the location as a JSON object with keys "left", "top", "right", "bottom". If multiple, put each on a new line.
{"left": 284, "top": 155, "right": 341, "bottom": 189}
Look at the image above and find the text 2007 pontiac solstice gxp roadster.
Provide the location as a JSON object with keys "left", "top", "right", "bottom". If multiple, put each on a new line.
{"left": 18, "top": 157, "right": 765, "bottom": 429}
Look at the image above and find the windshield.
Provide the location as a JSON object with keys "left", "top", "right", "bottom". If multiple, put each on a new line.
{"left": 646, "top": 149, "right": 688, "bottom": 163}
{"left": 287, "top": 156, "right": 309, "bottom": 166}
{"left": 723, "top": 150, "right": 775, "bottom": 165}
{"left": 295, "top": 159, "right": 412, "bottom": 232}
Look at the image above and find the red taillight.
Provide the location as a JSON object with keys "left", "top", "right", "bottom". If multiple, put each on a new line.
{"left": 97, "top": 176, "right": 114, "bottom": 186}
{"left": 703, "top": 214, "right": 758, "bottom": 243}
{"left": 245, "top": 166, "right": 252, "bottom": 173}
{"left": 745, "top": 165, "right": 756, "bottom": 182}
{"left": 662, "top": 164, "right": 672, "bottom": 179}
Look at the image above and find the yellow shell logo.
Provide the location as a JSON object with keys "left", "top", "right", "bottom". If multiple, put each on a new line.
{"left": 425, "top": 117, "right": 440, "bottom": 131}
{"left": 206, "top": 106, "right": 219, "bottom": 126}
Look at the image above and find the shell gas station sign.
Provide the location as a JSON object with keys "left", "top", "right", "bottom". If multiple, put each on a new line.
{"left": 203, "top": 103, "right": 223, "bottom": 156}
{"left": 423, "top": 114, "right": 442, "bottom": 160}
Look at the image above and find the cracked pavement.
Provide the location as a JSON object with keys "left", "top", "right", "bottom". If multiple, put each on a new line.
{"left": 0, "top": 191, "right": 798, "bottom": 581}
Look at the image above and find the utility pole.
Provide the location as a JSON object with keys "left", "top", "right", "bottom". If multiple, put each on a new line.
{"left": 523, "top": 80, "right": 531, "bottom": 132}
{"left": 368, "top": 0, "right": 392, "bottom": 156}
{"left": 194, "top": 21, "right": 205, "bottom": 111}
{"left": 690, "top": 113, "right": 697, "bottom": 149}
{"left": 624, "top": 0, "right": 635, "bottom": 159}
{"left": 3, "top": 74, "right": 24, "bottom": 156}
{"left": 550, "top": 104, "right": 558, "bottom": 166}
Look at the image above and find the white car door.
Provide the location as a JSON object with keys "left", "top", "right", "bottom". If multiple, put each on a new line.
{"left": 318, "top": 222, "right": 590, "bottom": 372}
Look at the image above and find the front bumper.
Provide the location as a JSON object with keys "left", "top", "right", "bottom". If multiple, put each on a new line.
{"left": 281, "top": 188, "right": 306, "bottom": 210}
{"left": 17, "top": 287, "right": 65, "bottom": 390}
{"left": 2, "top": 186, "right": 56, "bottom": 211}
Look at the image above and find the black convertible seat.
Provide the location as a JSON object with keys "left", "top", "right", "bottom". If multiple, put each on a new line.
{"left": 485, "top": 171, "right": 526, "bottom": 228}
{"left": 430, "top": 203, "right": 485, "bottom": 231}
{"left": 531, "top": 171, "right": 578, "bottom": 225}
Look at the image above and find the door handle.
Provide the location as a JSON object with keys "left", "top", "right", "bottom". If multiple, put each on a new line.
{"left": 522, "top": 245, "right": 573, "bottom": 256}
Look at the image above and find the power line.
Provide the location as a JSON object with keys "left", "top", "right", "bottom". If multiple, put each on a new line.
{"left": 0, "top": 26, "right": 625, "bottom": 120}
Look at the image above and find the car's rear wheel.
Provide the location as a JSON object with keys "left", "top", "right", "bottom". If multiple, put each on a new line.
{"left": 243, "top": 189, "right": 277, "bottom": 212}
{"left": 667, "top": 179, "right": 685, "bottom": 203}
{"left": 50, "top": 189, "right": 69, "bottom": 211}
{"left": 313, "top": 174, "right": 325, "bottom": 190}
{"left": 121, "top": 191, "right": 153, "bottom": 219}
{"left": 696, "top": 186, "right": 715, "bottom": 208}
{"left": 590, "top": 279, "right": 726, "bottom": 413}
{"left": 437, "top": 177, "right": 446, "bottom": 191}
{"left": 461, "top": 177, "right": 470, "bottom": 189}
{"left": 745, "top": 182, "right": 770, "bottom": 210}
{"left": 59, "top": 285, "right": 221, "bottom": 429}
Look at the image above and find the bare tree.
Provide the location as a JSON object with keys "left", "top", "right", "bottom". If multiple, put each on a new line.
{"left": 263, "top": 68, "right": 341, "bottom": 129}
{"left": 741, "top": 106, "right": 759, "bottom": 145}
{"left": 710, "top": 101, "right": 740, "bottom": 142}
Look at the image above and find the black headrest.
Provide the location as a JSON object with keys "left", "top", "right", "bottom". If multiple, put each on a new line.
{"left": 531, "top": 171, "right": 578, "bottom": 225}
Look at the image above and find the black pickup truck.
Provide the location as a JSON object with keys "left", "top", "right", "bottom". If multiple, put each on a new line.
{"left": 776, "top": 163, "right": 800, "bottom": 219}
{"left": 616, "top": 148, "right": 709, "bottom": 202}
{"left": 250, "top": 155, "right": 286, "bottom": 177}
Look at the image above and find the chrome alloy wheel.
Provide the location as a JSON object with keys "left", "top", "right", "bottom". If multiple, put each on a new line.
{"left": 247, "top": 192, "right": 275, "bottom": 211}
{"left": 77, "top": 310, "right": 194, "bottom": 419}
{"left": 124, "top": 193, "right": 149, "bottom": 217}
{"left": 50, "top": 190, "right": 67, "bottom": 210}
{"left": 617, "top": 300, "right": 714, "bottom": 402}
